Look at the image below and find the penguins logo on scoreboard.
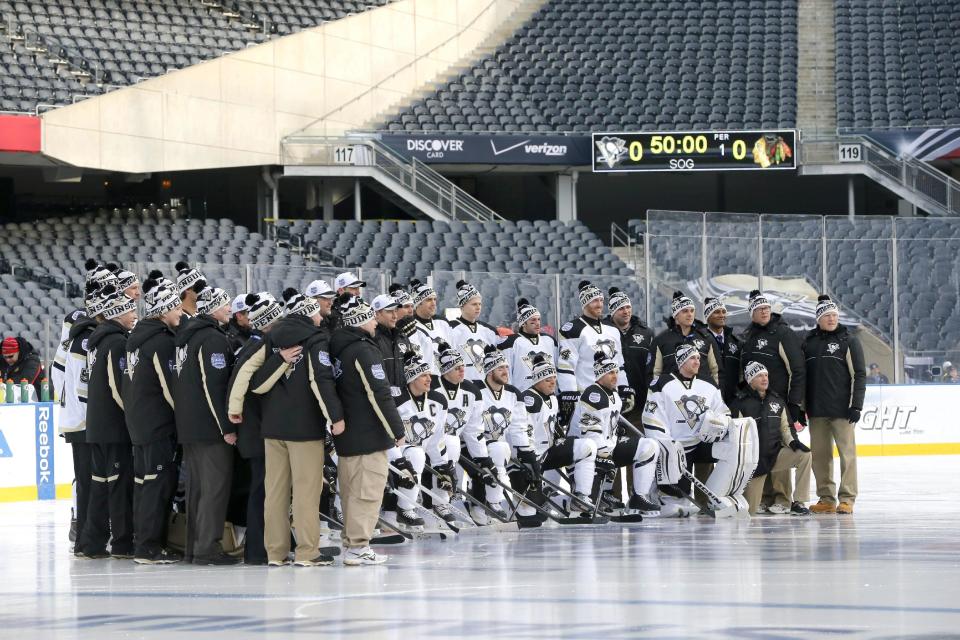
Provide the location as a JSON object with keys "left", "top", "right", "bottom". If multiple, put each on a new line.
{"left": 596, "top": 135, "right": 628, "bottom": 169}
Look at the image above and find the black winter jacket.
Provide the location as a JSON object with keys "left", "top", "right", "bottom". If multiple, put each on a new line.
{"left": 730, "top": 388, "right": 792, "bottom": 478}
{"left": 173, "top": 315, "right": 234, "bottom": 444}
{"left": 225, "top": 331, "right": 270, "bottom": 458}
{"left": 329, "top": 326, "right": 405, "bottom": 457}
{"left": 374, "top": 323, "right": 412, "bottom": 394}
{"left": 0, "top": 336, "right": 44, "bottom": 394}
{"left": 705, "top": 325, "right": 743, "bottom": 404}
{"left": 226, "top": 317, "right": 252, "bottom": 356}
{"left": 85, "top": 320, "right": 130, "bottom": 444}
{"left": 739, "top": 313, "right": 805, "bottom": 408}
{"left": 650, "top": 318, "right": 720, "bottom": 385}
{"left": 803, "top": 324, "right": 866, "bottom": 419}
{"left": 250, "top": 315, "right": 343, "bottom": 442}
{"left": 123, "top": 318, "right": 177, "bottom": 445}
{"left": 605, "top": 315, "right": 655, "bottom": 407}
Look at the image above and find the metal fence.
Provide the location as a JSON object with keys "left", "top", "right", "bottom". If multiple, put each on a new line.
{"left": 642, "top": 211, "right": 960, "bottom": 384}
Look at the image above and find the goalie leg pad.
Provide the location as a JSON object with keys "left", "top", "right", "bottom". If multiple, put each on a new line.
{"left": 647, "top": 430, "right": 685, "bottom": 486}
{"left": 706, "top": 417, "right": 759, "bottom": 499}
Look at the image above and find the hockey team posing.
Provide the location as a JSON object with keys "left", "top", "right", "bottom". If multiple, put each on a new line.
{"left": 52, "top": 259, "right": 866, "bottom": 567}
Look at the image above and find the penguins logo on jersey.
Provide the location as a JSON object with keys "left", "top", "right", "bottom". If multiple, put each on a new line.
{"left": 674, "top": 394, "right": 708, "bottom": 430}
{"left": 827, "top": 342, "right": 840, "bottom": 354}
{"left": 446, "top": 407, "right": 467, "bottom": 435}
{"left": 125, "top": 349, "right": 140, "bottom": 380}
{"left": 521, "top": 350, "right": 553, "bottom": 371}
{"left": 482, "top": 406, "right": 511, "bottom": 440}
{"left": 174, "top": 346, "right": 188, "bottom": 376}
{"left": 559, "top": 347, "right": 573, "bottom": 361}
{"left": 594, "top": 339, "right": 618, "bottom": 360}
{"left": 408, "top": 341, "right": 422, "bottom": 358}
{"left": 463, "top": 338, "right": 487, "bottom": 368}
{"left": 403, "top": 414, "right": 435, "bottom": 445}
{"left": 545, "top": 413, "right": 562, "bottom": 443}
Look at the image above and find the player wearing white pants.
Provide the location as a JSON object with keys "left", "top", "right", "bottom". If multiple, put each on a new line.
{"left": 642, "top": 344, "right": 759, "bottom": 517}
{"left": 390, "top": 352, "right": 449, "bottom": 528}
{"left": 568, "top": 352, "right": 660, "bottom": 514}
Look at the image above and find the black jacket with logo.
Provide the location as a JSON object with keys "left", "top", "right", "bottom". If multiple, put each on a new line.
{"left": 250, "top": 315, "right": 343, "bottom": 442}
{"left": 650, "top": 318, "right": 720, "bottom": 385}
{"left": 705, "top": 325, "right": 743, "bottom": 404}
{"left": 173, "top": 315, "right": 234, "bottom": 444}
{"left": 123, "top": 318, "right": 177, "bottom": 445}
{"left": 604, "top": 314, "right": 655, "bottom": 406}
{"left": 730, "top": 388, "right": 791, "bottom": 478}
{"left": 802, "top": 324, "right": 866, "bottom": 419}
{"left": 329, "top": 326, "right": 405, "bottom": 457}
{"left": 374, "top": 323, "right": 412, "bottom": 395}
{"left": 739, "top": 313, "right": 805, "bottom": 408}
{"left": 85, "top": 320, "right": 130, "bottom": 444}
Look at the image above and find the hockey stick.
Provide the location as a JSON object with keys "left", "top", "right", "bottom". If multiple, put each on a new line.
{"left": 318, "top": 509, "right": 407, "bottom": 545}
{"left": 459, "top": 455, "right": 607, "bottom": 525}
{"left": 507, "top": 457, "right": 579, "bottom": 518}
{"left": 421, "top": 463, "right": 521, "bottom": 532}
{"left": 321, "top": 475, "right": 414, "bottom": 541}
{"left": 387, "top": 462, "right": 465, "bottom": 536}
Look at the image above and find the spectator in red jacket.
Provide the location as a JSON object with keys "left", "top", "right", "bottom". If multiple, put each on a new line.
{"left": 1, "top": 336, "right": 44, "bottom": 395}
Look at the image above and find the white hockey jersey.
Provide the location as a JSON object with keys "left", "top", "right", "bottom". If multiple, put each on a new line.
{"left": 59, "top": 320, "right": 97, "bottom": 435}
{"left": 558, "top": 315, "right": 627, "bottom": 393}
{"left": 641, "top": 373, "right": 730, "bottom": 445}
{"left": 568, "top": 383, "right": 622, "bottom": 455}
{"left": 499, "top": 330, "right": 559, "bottom": 392}
{"left": 447, "top": 318, "right": 501, "bottom": 382}
{"left": 478, "top": 381, "right": 533, "bottom": 450}
{"left": 409, "top": 316, "right": 452, "bottom": 376}
{"left": 521, "top": 387, "right": 562, "bottom": 456}
{"left": 51, "top": 308, "right": 87, "bottom": 402}
{"left": 438, "top": 377, "right": 487, "bottom": 458}
{"left": 395, "top": 388, "right": 448, "bottom": 465}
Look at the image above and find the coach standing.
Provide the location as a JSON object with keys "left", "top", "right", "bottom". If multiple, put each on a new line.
{"left": 803, "top": 295, "right": 866, "bottom": 515}
{"left": 329, "top": 294, "right": 406, "bottom": 566}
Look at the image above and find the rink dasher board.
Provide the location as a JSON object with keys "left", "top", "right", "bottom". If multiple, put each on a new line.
{"left": 1, "top": 386, "right": 959, "bottom": 502}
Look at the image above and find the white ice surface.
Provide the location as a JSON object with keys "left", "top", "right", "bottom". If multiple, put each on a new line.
{"left": 1, "top": 455, "right": 958, "bottom": 639}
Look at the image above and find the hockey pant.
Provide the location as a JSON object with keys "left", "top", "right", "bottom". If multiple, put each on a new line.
{"left": 132, "top": 435, "right": 178, "bottom": 557}
{"left": 596, "top": 436, "right": 658, "bottom": 500}
{"left": 510, "top": 437, "right": 598, "bottom": 517}
{"left": 79, "top": 442, "right": 134, "bottom": 555}
{"left": 649, "top": 418, "right": 759, "bottom": 501}
{"left": 463, "top": 440, "right": 511, "bottom": 506}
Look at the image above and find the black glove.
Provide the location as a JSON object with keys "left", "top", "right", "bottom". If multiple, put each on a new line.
{"left": 516, "top": 448, "right": 542, "bottom": 480}
{"left": 322, "top": 464, "right": 338, "bottom": 488}
{"left": 559, "top": 391, "right": 579, "bottom": 427}
{"left": 595, "top": 455, "right": 616, "bottom": 476}
{"left": 392, "top": 456, "right": 417, "bottom": 489}
{"left": 789, "top": 439, "right": 811, "bottom": 453}
{"left": 787, "top": 403, "right": 807, "bottom": 427}
{"left": 618, "top": 385, "right": 636, "bottom": 413}
{"left": 474, "top": 455, "right": 495, "bottom": 471}
{"left": 434, "top": 461, "right": 455, "bottom": 492}
{"left": 847, "top": 408, "right": 862, "bottom": 423}
{"left": 396, "top": 317, "right": 418, "bottom": 339}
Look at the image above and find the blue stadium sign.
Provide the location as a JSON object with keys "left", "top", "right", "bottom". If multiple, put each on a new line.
{"left": 591, "top": 129, "right": 798, "bottom": 172}
{"left": 380, "top": 134, "right": 593, "bottom": 165}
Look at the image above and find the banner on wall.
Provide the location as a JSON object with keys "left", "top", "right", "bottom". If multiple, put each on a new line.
{"left": 0, "top": 403, "right": 72, "bottom": 502}
{"left": 379, "top": 134, "right": 593, "bottom": 165}
{"left": 853, "top": 385, "right": 960, "bottom": 455}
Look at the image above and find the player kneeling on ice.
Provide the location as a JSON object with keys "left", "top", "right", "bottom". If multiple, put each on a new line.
{"left": 642, "top": 344, "right": 759, "bottom": 517}
{"left": 568, "top": 352, "right": 661, "bottom": 516}
{"left": 390, "top": 351, "right": 450, "bottom": 530}
{"left": 513, "top": 354, "right": 600, "bottom": 522}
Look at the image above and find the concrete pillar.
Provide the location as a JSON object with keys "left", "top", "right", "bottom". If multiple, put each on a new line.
{"left": 354, "top": 179, "right": 362, "bottom": 221}
{"left": 557, "top": 173, "right": 576, "bottom": 222}
{"left": 322, "top": 180, "right": 334, "bottom": 221}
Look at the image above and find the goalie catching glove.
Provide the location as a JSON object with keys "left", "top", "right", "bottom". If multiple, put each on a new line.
{"left": 695, "top": 410, "right": 730, "bottom": 443}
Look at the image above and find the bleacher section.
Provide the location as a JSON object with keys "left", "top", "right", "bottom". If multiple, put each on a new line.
{"left": 384, "top": 0, "right": 798, "bottom": 132}
{"left": 0, "top": 0, "right": 388, "bottom": 112}
{"left": 835, "top": 0, "right": 960, "bottom": 129}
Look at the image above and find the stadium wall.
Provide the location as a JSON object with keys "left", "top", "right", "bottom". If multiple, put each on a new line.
{"left": 39, "top": 0, "right": 529, "bottom": 173}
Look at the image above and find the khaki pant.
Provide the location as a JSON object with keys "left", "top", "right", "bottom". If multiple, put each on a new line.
{"left": 338, "top": 450, "right": 389, "bottom": 549}
{"left": 809, "top": 417, "right": 858, "bottom": 505}
{"left": 264, "top": 438, "right": 325, "bottom": 563}
{"left": 745, "top": 447, "right": 812, "bottom": 514}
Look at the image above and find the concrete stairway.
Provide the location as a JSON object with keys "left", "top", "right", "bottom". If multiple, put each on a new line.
{"left": 797, "top": 0, "right": 837, "bottom": 137}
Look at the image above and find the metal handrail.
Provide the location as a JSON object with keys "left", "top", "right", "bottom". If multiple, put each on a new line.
{"left": 802, "top": 134, "right": 960, "bottom": 216}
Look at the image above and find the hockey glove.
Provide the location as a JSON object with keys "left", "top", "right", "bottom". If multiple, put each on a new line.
{"left": 618, "top": 386, "right": 636, "bottom": 413}
{"left": 696, "top": 410, "right": 729, "bottom": 443}
{"left": 789, "top": 438, "right": 811, "bottom": 453}
{"left": 392, "top": 456, "right": 417, "bottom": 489}
{"left": 787, "top": 403, "right": 807, "bottom": 427}
{"left": 595, "top": 455, "right": 617, "bottom": 477}
{"left": 559, "top": 392, "right": 579, "bottom": 427}
{"left": 847, "top": 408, "right": 862, "bottom": 423}
{"left": 435, "top": 462, "right": 456, "bottom": 493}
{"left": 516, "top": 448, "right": 542, "bottom": 481}
{"left": 322, "top": 464, "right": 338, "bottom": 488}
{"left": 396, "top": 317, "right": 418, "bottom": 339}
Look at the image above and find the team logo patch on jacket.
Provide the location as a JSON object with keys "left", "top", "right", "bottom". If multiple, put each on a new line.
{"left": 87, "top": 347, "right": 97, "bottom": 370}
{"left": 827, "top": 342, "right": 840, "bottom": 354}
{"left": 769, "top": 401, "right": 781, "bottom": 414}
{"left": 210, "top": 353, "right": 227, "bottom": 370}
{"left": 318, "top": 351, "right": 332, "bottom": 367}
{"left": 371, "top": 363, "right": 386, "bottom": 380}
{"left": 757, "top": 338, "right": 768, "bottom": 350}
{"left": 729, "top": 343, "right": 738, "bottom": 353}
{"left": 126, "top": 349, "right": 139, "bottom": 380}
{"left": 175, "top": 346, "right": 188, "bottom": 375}
{"left": 632, "top": 334, "right": 646, "bottom": 344}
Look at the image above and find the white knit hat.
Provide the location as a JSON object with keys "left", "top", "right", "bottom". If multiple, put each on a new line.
{"left": 196, "top": 286, "right": 231, "bottom": 315}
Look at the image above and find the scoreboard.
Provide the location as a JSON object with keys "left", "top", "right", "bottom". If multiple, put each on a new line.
{"left": 592, "top": 130, "right": 797, "bottom": 173}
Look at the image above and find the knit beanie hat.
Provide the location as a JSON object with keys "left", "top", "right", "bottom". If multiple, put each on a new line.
{"left": 674, "top": 343, "right": 699, "bottom": 368}
{"left": 336, "top": 293, "right": 375, "bottom": 327}
{"left": 175, "top": 261, "right": 206, "bottom": 296}
{"left": 282, "top": 287, "right": 321, "bottom": 318}
{"left": 704, "top": 296, "right": 726, "bottom": 318}
{"left": 815, "top": 294, "right": 839, "bottom": 320}
{"left": 389, "top": 283, "right": 414, "bottom": 307}
{"left": 744, "top": 360, "right": 768, "bottom": 383}
{"left": 748, "top": 289, "right": 771, "bottom": 314}
{"left": 516, "top": 297, "right": 540, "bottom": 326}
{"left": 593, "top": 351, "right": 618, "bottom": 379}
{"left": 196, "top": 286, "right": 230, "bottom": 316}
{"left": 578, "top": 280, "right": 603, "bottom": 308}
{"left": 100, "top": 284, "right": 137, "bottom": 320}
{"left": 456, "top": 280, "right": 482, "bottom": 307}
{"left": 409, "top": 279, "right": 437, "bottom": 308}
{"left": 403, "top": 350, "right": 431, "bottom": 383}
{"left": 2, "top": 336, "right": 19, "bottom": 356}
{"left": 530, "top": 353, "right": 557, "bottom": 384}
{"left": 670, "top": 290, "right": 695, "bottom": 317}
{"left": 482, "top": 344, "right": 507, "bottom": 375}
{"left": 437, "top": 340, "right": 464, "bottom": 375}
{"left": 608, "top": 287, "right": 631, "bottom": 313}
{"left": 142, "top": 271, "right": 181, "bottom": 317}
{"left": 247, "top": 292, "right": 283, "bottom": 330}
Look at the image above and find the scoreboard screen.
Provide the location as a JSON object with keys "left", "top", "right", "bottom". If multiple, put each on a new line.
{"left": 591, "top": 130, "right": 797, "bottom": 173}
